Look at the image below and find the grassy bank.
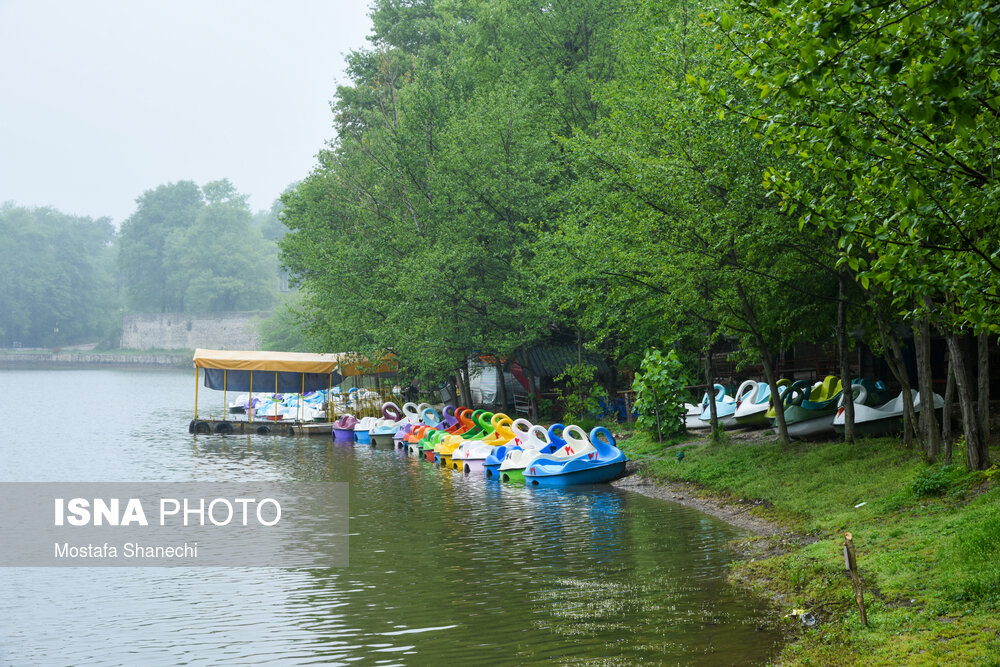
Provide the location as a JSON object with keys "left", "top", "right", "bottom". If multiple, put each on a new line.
{"left": 618, "top": 431, "right": 1000, "bottom": 666}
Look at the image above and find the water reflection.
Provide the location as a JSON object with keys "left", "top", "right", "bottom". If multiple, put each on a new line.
{"left": 0, "top": 369, "right": 779, "bottom": 665}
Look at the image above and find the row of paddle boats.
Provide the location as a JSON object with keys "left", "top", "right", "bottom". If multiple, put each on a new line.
{"left": 330, "top": 402, "right": 629, "bottom": 487}
{"left": 687, "top": 376, "right": 943, "bottom": 439}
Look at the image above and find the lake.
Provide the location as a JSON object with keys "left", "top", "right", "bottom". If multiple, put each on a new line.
{"left": 0, "top": 368, "right": 780, "bottom": 665}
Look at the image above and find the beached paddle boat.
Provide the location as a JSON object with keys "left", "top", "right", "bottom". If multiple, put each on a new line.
{"left": 833, "top": 386, "right": 940, "bottom": 436}
{"left": 524, "top": 426, "right": 628, "bottom": 487}
{"left": 733, "top": 379, "right": 790, "bottom": 426}
{"left": 498, "top": 422, "right": 553, "bottom": 483}
{"left": 684, "top": 402, "right": 708, "bottom": 430}
{"left": 775, "top": 376, "right": 845, "bottom": 439}
{"left": 697, "top": 384, "right": 738, "bottom": 427}
{"left": 331, "top": 414, "right": 359, "bottom": 443}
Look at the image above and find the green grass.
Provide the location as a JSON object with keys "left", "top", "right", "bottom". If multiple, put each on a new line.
{"left": 619, "top": 432, "right": 1000, "bottom": 666}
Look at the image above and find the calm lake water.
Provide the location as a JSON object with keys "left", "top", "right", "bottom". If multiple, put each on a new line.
{"left": 0, "top": 369, "right": 780, "bottom": 665}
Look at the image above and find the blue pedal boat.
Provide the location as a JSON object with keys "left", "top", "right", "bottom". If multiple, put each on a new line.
{"left": 524, "top": 426, "right": 628, "bottom": 487}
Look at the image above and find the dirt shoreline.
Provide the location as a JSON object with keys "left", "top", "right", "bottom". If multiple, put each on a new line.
{"left": 611, "top": 460, "right": 794, "bottom": 537}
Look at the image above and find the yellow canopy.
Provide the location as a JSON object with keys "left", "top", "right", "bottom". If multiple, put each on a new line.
{"left": 193, "top": 349, "right": 342, "bottom": 374}
{"left": 337, "top": 352, "right": 397, "bottom": 377}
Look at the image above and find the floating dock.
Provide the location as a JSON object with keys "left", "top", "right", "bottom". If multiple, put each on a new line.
{"left": 189, "top": 418, "right": 333, "bottom": 437}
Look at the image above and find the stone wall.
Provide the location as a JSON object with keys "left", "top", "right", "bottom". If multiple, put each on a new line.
{"left": 121, "top": 312, "right": 269, "bottom": 351}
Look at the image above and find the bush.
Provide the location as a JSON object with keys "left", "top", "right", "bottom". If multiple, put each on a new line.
{"left": 631, "top": 348, "right": 690, "bottom": 441}
{"left": 910, "top": 464, "right": 969, "bottom": 498}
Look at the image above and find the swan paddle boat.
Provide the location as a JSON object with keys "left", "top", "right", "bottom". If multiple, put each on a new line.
{"left": 833, "top": 386, "right": 942, "bottom": 436}
{"left": 331, "top": 414, "right": 359, "bottom": 443}
{"left": 484, "top": 418, "right": 534, "bottom": 479}
{"left": 733, "top": 379, "right": 790, "bottom": 426}
{"left": 498, "top": 422, "right": 554, "bottom": 483}
{"left": 524, "top": 426, "right": 628, "bottom": 487}
{"left": 437, "top": 410, "right": 493, "bottom": 468}
{"left": 353, "top": 416, "right": 379, "bottom": 445}
{"left": 370, "top": 402, "right": 406, "bottom": 447}
{"left": 451, "top": 414, "right": 515, "bottom": 473}
{"left": 697, "top": 384, "right": 738, "bottom": 428}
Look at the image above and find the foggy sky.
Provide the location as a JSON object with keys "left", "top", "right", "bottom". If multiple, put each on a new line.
{"left": 0, "top": 0, "right": 372, "bottom": 223}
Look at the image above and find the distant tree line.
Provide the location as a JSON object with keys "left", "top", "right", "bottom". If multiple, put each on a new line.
{"left": 278, "top": 0, "right": 997, "bottom": 468}
{"left": 1, "top": 179, "right": 285, "bottom": 349}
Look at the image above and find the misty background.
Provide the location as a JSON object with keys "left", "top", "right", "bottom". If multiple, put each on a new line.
{"left": 0, "top": 1, "right": 373, "bottom": 349}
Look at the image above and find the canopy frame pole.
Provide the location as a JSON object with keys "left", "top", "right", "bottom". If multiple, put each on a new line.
{"left": 328, "top": 374, "right": 332, "bottom": 422}
{"left": 300, "top": 373, "right": 305, "bottom": 424}
{"left": 223, "top": 370, "right": 228, "bottom": 420}
{"left": 194, "top": 366, "right": 199, "bottom": 420}
{"left": 274, "top": 372, "right": 278, "bottom": 422}
{"left": 249, "top": 370, "right": 253, "bottom": 422}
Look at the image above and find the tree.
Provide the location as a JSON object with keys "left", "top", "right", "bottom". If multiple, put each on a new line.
{"left": 0, "top": 204, "right": 118, "bottom": 347}
{"left": 119, "top": 179, "right": 279, "bottom": 314}
{"left": 118, "top": 181, "right": 203, "bottom": 312}
{"left": 716, "top": 0, "right": 998, "bottom": 467}
{"left": 279, "top": 0, "right": 622, "bottom": 379}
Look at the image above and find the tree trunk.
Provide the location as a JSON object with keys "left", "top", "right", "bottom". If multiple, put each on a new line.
{"left": 837, "top": 271, "right": 855, "bottom": 443}
{"left": 734, "top": 282, "right": 788, "bottom": 443}
{"left": 978, "top": 332, "right": 990, "bottom": 451}
{"left": 914, "top": 319, "right": 940, "bottom": 461}
{"left": 876, "top": 314, "right": 917, "bottom": 447}
{"left": 947, "top": 333, "right": 990, "bottom": 470}
{"left": 520, "top": 346, "right": 538, "bottom": 420}
{"left": 705, "top": 351, "right": 720, "bottom": 441}
{"left": 495, "top": 357, "right": 510, "bottom": 415}
{"left": 942, "top": 354, "right": 954, "bottom": 464}
{"left": 463, "top": 356, "right": 475, "bottom": 408}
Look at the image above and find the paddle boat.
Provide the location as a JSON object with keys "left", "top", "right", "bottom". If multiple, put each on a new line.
{"left": 353, "top": 416, "right": 379, "bottom": 445}
{"left": 437, "top": 410, "right": 493, "bottom": 468}
{"left": 684, "top": 402, "right": 708, "bottom": 430}
{"left": 451, "top": 414, "right": 515, "bottom": 473}
{"left": 733, "top": 379, "right": 790, "bottom": 426}
{"left": 697, "top": 384, "right": 738, "bottom": 428}
{"left": 524, "top": 426, "right": 628, "bottom": 487}
{"left": 331, "top": 414, "right": 359, "bottom": 443}
{"left": 391, "top": 402, "right": 424, "bottom": 449}
{"left": 416, "top": 406, "right": 462, "bottom": 461}
{"left": 498, "top": 422, "right": 553, "bottom": 483}
{"left": 780, "top": 377, "right": 888, "bottom": 439}
{"left": 370, "top": 402, "right": 406, "bottom": 448}
{"left": 518, "top": 423, "right": 597, "bottom": 473}
{"left": 833, "top": 386, "right": 942, "bottom": 436}
{"left": 484, "top": 418, "right": 533, "bottom": 480}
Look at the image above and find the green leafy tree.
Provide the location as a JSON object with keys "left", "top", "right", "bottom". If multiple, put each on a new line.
{"left": 715, "top": 0, "right": 997, "bottom": 467}
{"left": 0, "top": 204, "right": 118, "bottom": 347}
{"left": 118, "top": 181, "right": 203, "bottom": 312}
{"left": 632, "top": 349, "right": 691, "bottom": 441}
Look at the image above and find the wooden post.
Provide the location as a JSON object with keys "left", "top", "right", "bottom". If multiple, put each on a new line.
{"left": 624, "top": 391, "right": 633, "bottom": 430}
{"left": 844, "top": 532, "right": 868, "bottom": 627}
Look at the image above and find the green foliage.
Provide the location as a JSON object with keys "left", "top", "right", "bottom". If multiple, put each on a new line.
{"left": 631, "top": 349, "right": 690, "bottom": 440}
{"left": 280, "top": 0, "right": 622, "bottom": 377}
{"left": 258, "top": 293, "right": 312, "bottom": 352}
{"left": 618, "top": 432, "right": 1000, "bottom": 663}
{"left": 553, "top": 363, "right": 608, "bottom": 421}
{"left": 949, "top": 511, "right": 1000, "bottom": 604}
{"left": 716, "top": 0, "right": 1000, "bottom": 333}
{"left": 119, "top": 180, "right": 279, "bottom": 313}
{"left": 910, "top": 464, "right": 974, "bottom": 498}
{"left": 0, "top": 204, "right": 119, "bottom": 347}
